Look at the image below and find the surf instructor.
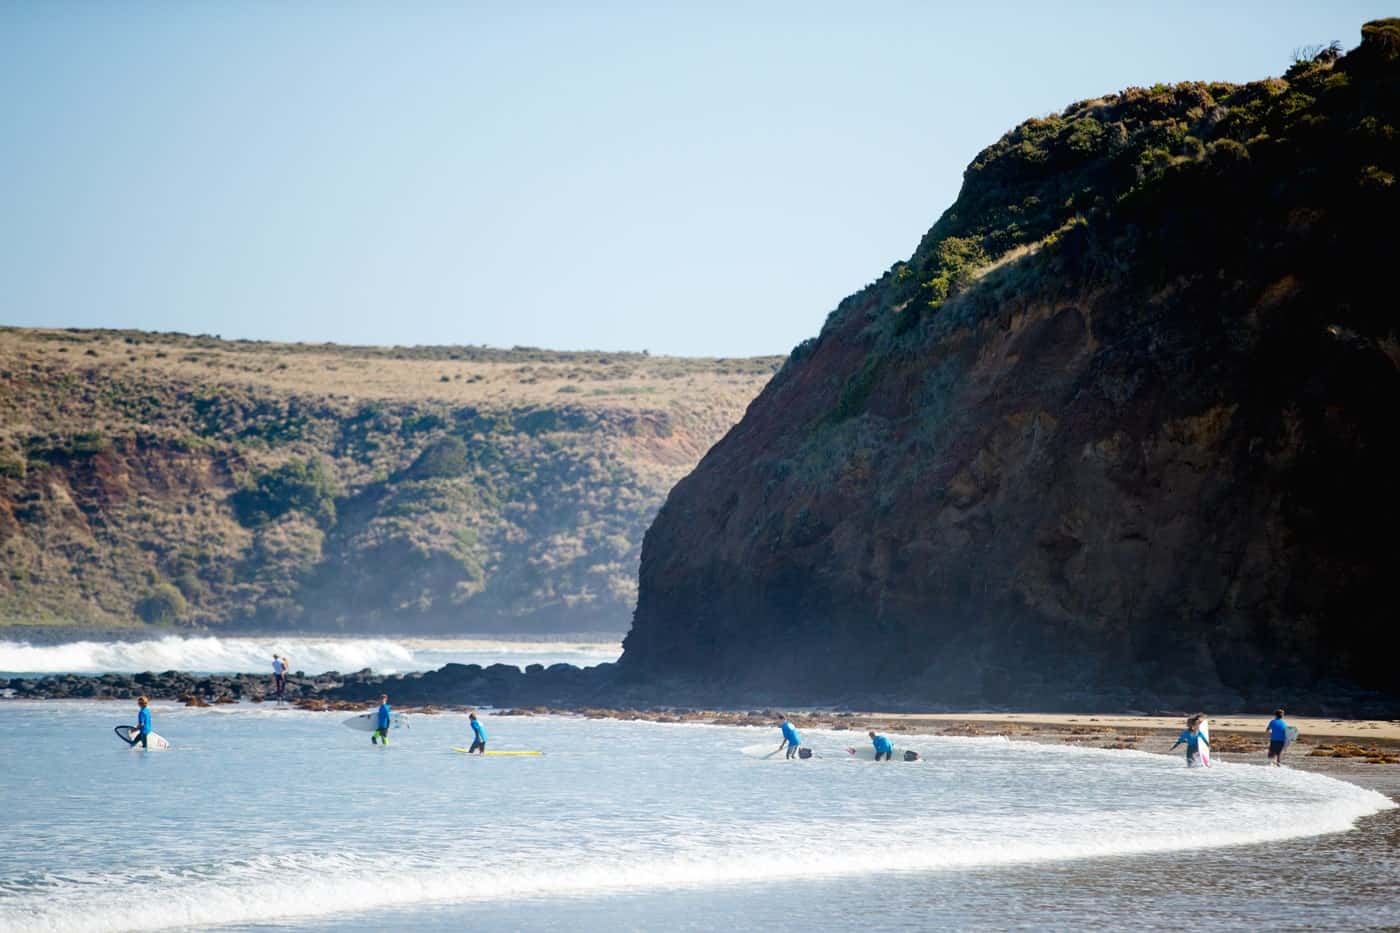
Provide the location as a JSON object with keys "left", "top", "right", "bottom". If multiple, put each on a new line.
{"left": 372, "top": 694, "right": 391, "bottom": 746}
{"left": 125, "top": 696, "right": 153, "bottom": 749}
{"left": 778, "top": 714, "right": 802, "bottom": 760}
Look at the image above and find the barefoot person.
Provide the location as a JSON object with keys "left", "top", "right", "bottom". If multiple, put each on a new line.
{"left": 778, "top": 714, "right": 802, "bottom": 760}
{"left": 1266, "top": 709, "right": 1290, "bottom": 767}
{"left": 1170, "top": 715, "right": 1210, "bottom": 767}
{"left": 869, "top": 730, "right": 894, "bottom": 762}
{"left": 124, "top": 696, "right": 153, "bottom": 748}
{"left": 372, "top": 694, "right": 392, "bottom": 746}
{"left": 467, "top": 712, "right": 487, "bottom": 754}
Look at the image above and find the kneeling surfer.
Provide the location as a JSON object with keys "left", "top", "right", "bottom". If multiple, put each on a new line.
{"left": 125, "top": 696, "right": 152, "bottom": 748}
{"left": 1170, "top": 715, "right": 1209, "bottom": 767}
{"left": 869, "top": 730, "right": 894, "bottom": 762}
{"left": 467, "top": 712, "right": 487, "bottom": 754}
{"left": 779, "top": 714, "right": 802, "bottom": 759}
{"left": 372, "top": 694, "right": 391, "bottom": 745}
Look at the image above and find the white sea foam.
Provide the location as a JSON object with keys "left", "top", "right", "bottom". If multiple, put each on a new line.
{"left": 0, "top": 635, "right": 621, "bottom": 676}
{"left": 1, "top": 738, "right": 1390, "bottom": 933}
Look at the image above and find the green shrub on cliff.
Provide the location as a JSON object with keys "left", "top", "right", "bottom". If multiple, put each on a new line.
{"left": 135, "top": 583, "right": 188, "bottom": 624}
{"left": 233, "top": 458, "right": 339, "bottom": 527}
{"left": 406, "top": 436, "right": 471, "bottom": 480}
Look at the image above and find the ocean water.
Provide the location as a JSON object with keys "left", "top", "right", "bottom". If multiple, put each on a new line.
{"left": 0, "top": 635, "right": 622, "bottom": 677}
{"left": 1, "top": 702, "right": 1396, "bottom": 933}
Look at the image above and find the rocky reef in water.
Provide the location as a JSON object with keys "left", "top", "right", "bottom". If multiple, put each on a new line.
{"left": 620, "top": 21, "right": 1400, "bottom": 715}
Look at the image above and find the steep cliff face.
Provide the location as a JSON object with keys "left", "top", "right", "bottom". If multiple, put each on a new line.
{"left": 624, "top": 23, "right": 1400, "bottom": 711}
{"left": 0, "top": 330, "right": 779, "bottom": 633}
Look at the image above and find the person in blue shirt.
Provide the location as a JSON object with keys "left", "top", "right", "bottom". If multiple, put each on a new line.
{"left": 467, "top": 712, "right": 487, "bottom": 754}
{"left": 868, "top": 730, "right": 894, "bottom": 762}
{"left": 1169, "top": 715, "right": 1210, "bottom": 767}
{"left": 778, "top": 715, "right": 802, "bottom": 759}
{"left": 124, "top": 695, "right": 153, "bottom": 748}
{"left": 372, "top": 694, "right": 391, "bottom": 746}
{"left": 1266, "top": 709, "right": 1289, "bottom": 767}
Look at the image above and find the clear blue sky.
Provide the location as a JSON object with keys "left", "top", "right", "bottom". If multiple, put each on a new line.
{"left": 1, "top": 2, "right": 1388, "bottom": 357}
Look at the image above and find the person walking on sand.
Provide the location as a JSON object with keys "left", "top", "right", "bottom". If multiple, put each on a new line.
{"left": 778, "top": 714, "right": 802, "bottom": 760}
{"left": 869, "top": 730, "right": 894, "bottom": 762}
{"left": 1170, "top": 715, "right": 1210, "bottom": 767}
{"left": 1266, "top": 709, "right": 1290, "bottom": 767}
{"left": 372, "top": 694, "right": 392, "bottom": 746}
{"left": 467, "top": 712, "right": 487, "bottom": 754}
{"left": 272, "top": 654, "right": 287, "bottom": 701}
{"left": 124, "top": 696, "right": 153, "bottom": 749}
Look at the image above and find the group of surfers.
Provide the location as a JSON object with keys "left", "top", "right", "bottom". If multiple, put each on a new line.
{"left": 117, "top": 695, "right": 1296, "bottom": 768}
{"left": 1169, "top": 708, "right": 1292, "bottom": 767}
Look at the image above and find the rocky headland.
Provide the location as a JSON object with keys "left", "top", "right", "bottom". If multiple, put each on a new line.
{"left": 620, "top": 21, "right": 1400, "bottom": 713}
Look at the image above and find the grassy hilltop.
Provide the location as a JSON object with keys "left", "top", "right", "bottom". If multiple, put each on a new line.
{"left": 0, "top": 327, "right": 781, "bottom": 634}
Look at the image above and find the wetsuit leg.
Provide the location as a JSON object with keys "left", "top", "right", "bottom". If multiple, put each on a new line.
{"left": 469, "top": 739, "right": 485, "bottom": 753}
{"left": 135, "top": 732, "right": 148, "bottom": 749}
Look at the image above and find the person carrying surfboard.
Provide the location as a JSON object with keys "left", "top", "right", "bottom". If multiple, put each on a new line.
{"left": 467, "top": 712, "right": 487, "bottom": 754}
{"left": 1266, "top": 709, "right": 1290, "bottom": 767}
{"left": 124, "top": 696, "right": 153, "bottom": 749}
{"left": 1170, "top": 715, "right": 1210, "bottom": 767}
{"left": 372, "top": 694, "right": 391, "bottom": 745}
{"left": 778, "top": 715, "right": 802, "bottom": 760}
{"left": 868, "top": 731, "right": 894, "bottom": 762}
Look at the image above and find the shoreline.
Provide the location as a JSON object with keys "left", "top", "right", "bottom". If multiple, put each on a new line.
{"left": 11, "top": 693, "right": 1398, "bottom": 795}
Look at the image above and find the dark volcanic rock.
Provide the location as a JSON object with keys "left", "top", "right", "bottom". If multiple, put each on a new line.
{"left": 622, "top": 22, "right": 1400, "bottom": 715}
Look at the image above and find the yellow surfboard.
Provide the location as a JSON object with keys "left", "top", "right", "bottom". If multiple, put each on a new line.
{"left": 452, "top": 748, "right": 543, "bottom": 756}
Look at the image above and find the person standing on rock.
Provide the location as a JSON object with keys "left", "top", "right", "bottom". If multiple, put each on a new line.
{"left": 869, "top": 730, "right": 894, "bottom": 762}
{"left": 1266, "top": 709, "right": 1290, "bottom": 767}
{"left": 778, "top": 715, "right": 802, "bottom": 760}
{"left": 467, "top": 712, "right": 487, "bottom": 754}
{"left": 372, "top": 694, "right": 392, "bottom": 746}
{"left": 125, "top": 696, "right": 153, "bottom": 749}
{"left": 272, "top": 655, "right": 287, "bottom": 701}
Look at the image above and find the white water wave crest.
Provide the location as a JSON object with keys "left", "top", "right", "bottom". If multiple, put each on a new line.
{"left": 0, "top": 758, "right": 1391, "bottom": 933}
{"left": 0, "top": 635, "right": 622, "bottom": 675}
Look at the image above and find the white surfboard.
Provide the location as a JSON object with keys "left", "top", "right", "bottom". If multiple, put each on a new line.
{"left": 1196, "top": 717, "right": 1211, "bottom": 767}
{"left": 343, "top": 712, "right": 407, "bottom": 732}
{"left": 845, "top": 745, "right": 919, "bottom": 761}
{"left": 114, "top": 725, "right": 171, "bottom": 750}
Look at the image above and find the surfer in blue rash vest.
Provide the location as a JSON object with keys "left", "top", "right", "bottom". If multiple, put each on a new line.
{"left": 778, "top": 715, "right": 802, "bottom": 759}
{"left": 467, "top": 712, "right": 487, "bottom": 754}
{"left": 372, "top": 694, "right": 391, "bottom": 746}
{"left": 868, "top": 731, "right": 894, "bottom": 762}
{"left": 1266, "top": 709, "right": 1289, "bottom": 767}
{"left": 1169, "top": 715, "right": 1210, "bottom": 767}
{"left": 124, "top": 695, "right": 153, "bottom": 748}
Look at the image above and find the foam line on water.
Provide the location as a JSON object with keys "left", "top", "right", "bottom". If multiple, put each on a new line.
{"left": 2, "top": 761, "right": 1390, "bottom": 933}
{"left": 0, "top": 635, "right": 621, "bottom": 676}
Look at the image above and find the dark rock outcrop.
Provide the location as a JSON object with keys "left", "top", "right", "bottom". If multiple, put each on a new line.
{"left": 622, "top": 22, "right": 1400, "bottom": 714}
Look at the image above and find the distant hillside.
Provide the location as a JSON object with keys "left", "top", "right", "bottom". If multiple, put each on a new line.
{"left": 624, "top": 21, "right": 1400, "bottom": 713}
{"left": 0, "top": 327, "right": 781, "bottom": 633}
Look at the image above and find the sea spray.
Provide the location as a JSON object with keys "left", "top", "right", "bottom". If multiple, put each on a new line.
{"left": 0, "top": 636, "right": 621, "bottom": 677}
